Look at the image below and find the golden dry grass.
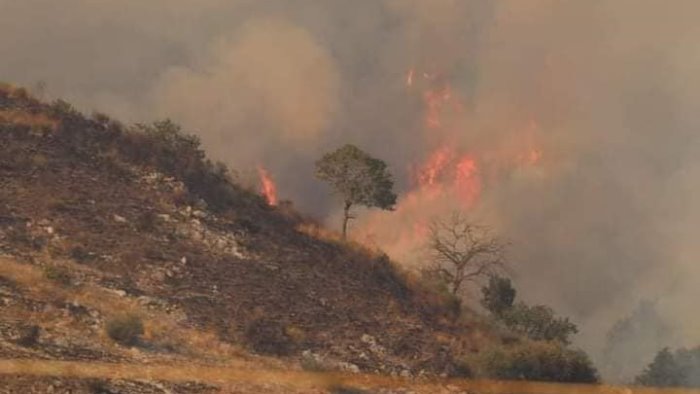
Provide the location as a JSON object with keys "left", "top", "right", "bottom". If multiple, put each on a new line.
{"left": 296, "top": 221, "right": 384, "bottom": 259}
{"left": 1, "top": 359, "right": 699, "bottom": 394}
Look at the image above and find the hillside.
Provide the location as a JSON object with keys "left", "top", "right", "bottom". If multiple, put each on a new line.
{"left": 0, "top": 84, "right": 507, "bottom": 392}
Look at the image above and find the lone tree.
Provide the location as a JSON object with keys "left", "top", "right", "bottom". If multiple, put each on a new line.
{"left": 426, "top": 212, "right": 506, "bottom": 295}
{"left": 315, "top": 144, "right": 397, "bottom": 238}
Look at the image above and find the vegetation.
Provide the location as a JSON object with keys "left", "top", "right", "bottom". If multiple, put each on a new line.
{"left": 424, "top": 212, "right": 506, "bottom": 295}
{"left": 481, "top": 275, "right": 578, "bottom": 345}
{"left": 500, "top": 303, "right": 578, "bottom": 345}
{"left": 315, "top": 144, "right": 397, "bottom": 238}
{"left": 41, "top": 97, "right": 249, "bottom": 213}
{"left": 42, "top": 265, "right": 72, "bottom": 286}
{"left": 16, "top": 325, "right": 40, "bottom": 347}
{"left": 481, "top": 274, "right": 516, "bottom": 317}
{"left": 467, "top": 341, "right": 598, "bottom": 383}
{"left": 634, "top": 346, "right": 700, "bottom": 388}
{"left": 602, "top": 300, "right": 672, "bottom": 382}
{"left": 106, "top": 314, "right": 144, "bottom": 346}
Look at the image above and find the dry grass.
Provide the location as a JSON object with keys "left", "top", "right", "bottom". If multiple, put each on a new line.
{"left": 296, "top": 222, "right": 383, "bottom": 259}
{"left": 0, "top": 250, "right": 691, "bottom": 394}
{"left": 0, "top": 109, "right": 58, "bottom": 131}
{"left": 0, "top": 359, "right": 697, "bottom": 394}
{"left": 0, "top": 256, "right": 263, "bottom": 366}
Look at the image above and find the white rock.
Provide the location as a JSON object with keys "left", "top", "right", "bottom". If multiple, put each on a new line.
{"left": 192, "top": 210, "right": 207, "bottom": 219}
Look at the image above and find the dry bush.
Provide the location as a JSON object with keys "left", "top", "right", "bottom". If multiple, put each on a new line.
{"left": 15, "top": 324, "right": 40, "bottom": 347}
{"left": 245, "top": 318, "right": 295, "bottom": 356}
{"left": 106, "top": 314, "right": 144, "bottom": 346}
{"left": 42, "top": 265, "right": 72, "bottom": 286}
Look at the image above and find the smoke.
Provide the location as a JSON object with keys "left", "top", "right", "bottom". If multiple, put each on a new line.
{"left": 151, "top": 17, "right": 340, "bottom": 168}
{"left": 3, "top": 0, "right": 700, "bottom": 380}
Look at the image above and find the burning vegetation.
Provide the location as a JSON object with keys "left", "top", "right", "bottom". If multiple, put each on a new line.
{"left": 257, "top": 165, "right": 278, "bottom": 206}
{"left": 2, "top": 1, "right": 700, "bottom": 392}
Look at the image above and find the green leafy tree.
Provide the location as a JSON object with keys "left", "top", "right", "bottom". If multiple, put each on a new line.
{"left": 315, "top": 144, "right": 397, "bottom": 238}
{"left": 635, "top": 348, "right": 687, "bottom": 387}
{"left": 481, "top": 275, "right": 516, "bottom": 317}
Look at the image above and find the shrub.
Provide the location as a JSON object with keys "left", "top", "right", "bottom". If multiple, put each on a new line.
{"left": 135, "top": 211, "right": 158, "bottom": 233}
{"left": 70, "top": 245, "right": 95, "bottom": 263}
{"left": 43, "top": 265, "right": 72, "bottom": 286}
{"left": 5, "top": 226, "right": 43, "bottom": 250}
{"left": 16, "top": 325, "right": 40, "bottom": 347}
{"left": 244, "top": 318, "right": 294, "bottom": 356}
{"left": 467, "top": 341, "right": 599, "bottom": 383}
{"left": 480, "top": 276, "right": 578, "bottom": 344}
{"left": 500, "top": 303, "right": 578, "bottom": 345}
{"left": 481, "top": 275, "right": 516, "bottom": 317}
{"left": 329, "top": 386, "right": 371, "bottom": 394}
{"left": 106, "top": 314, "right": 144, "bottom": 346}
{"left": 86, "top": 379, "right": 112, "bottom": 394}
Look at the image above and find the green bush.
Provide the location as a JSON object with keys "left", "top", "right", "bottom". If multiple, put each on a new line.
{"left": 467, "top": 341, "right": 599, "bottom": 383}
{"left": 106, "top": 314, "right": 144, "bottom": 346}
{"left": 480, "top": 276, "right": 578, "bottom": 344}
{"left": 481, "top": 275, "right": 516, "bottom": 317}
{"left": 500, "top": 303, "right": 578, "bottom": 344}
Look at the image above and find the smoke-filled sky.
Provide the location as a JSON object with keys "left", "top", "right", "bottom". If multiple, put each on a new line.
{"left": 3, "top": 0, "right": 700, "bottom": 380}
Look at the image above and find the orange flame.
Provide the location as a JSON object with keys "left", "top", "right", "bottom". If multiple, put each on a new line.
{"left": 454, "top": 155, "right": 481, "bottom": 208}
{"left": 354, "top": 68, "right": 545, "bottom": 264}
{"left": 257, "top": 166, "right": 278, "bottom": 206}
{"left": 416, "top": 146, "right": 453, "bottom": 188}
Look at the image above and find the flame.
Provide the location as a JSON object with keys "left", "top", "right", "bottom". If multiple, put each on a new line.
{"left": 257, "top": 166, "right": 278, "bottom": 206}
{"left": 521, "top": 147, "right": 543, "bottom": 166}
{"left": 416, "top": 146, "right": 453, "bottom": 189}
{"left": 353, "top": 68, "right": 545, "bottom": 266}
{"left": 454, "top": 154, "right": 481, "bottom": 208}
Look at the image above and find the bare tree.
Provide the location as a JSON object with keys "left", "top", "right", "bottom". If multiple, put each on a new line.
{"left": 426, "top": 212, "right": 506, "bottom": 296}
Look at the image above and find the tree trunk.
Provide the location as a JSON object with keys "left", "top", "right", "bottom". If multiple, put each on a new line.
{"left": 342, "top": 201, "right": 352, "bottom": 239}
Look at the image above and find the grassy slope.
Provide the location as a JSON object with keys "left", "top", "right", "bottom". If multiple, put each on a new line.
{"left": 0, "top": 84, "right": 507, "bottom": 392}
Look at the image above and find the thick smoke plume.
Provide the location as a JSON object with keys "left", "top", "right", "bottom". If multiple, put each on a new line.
{"left": 3, "top": 0, "right": 700, "bottom": 381}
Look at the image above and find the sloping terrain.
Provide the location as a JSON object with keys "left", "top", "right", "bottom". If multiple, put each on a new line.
{"left": 0, "top": 84, "right": 498, "bottom": 392}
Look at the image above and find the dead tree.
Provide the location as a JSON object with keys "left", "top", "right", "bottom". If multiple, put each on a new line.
{"left": 426, "top": 212, "right": 506, "bottom": 296}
